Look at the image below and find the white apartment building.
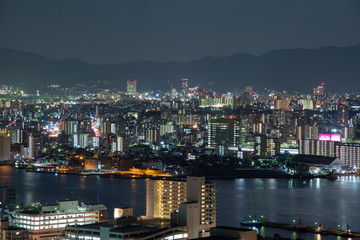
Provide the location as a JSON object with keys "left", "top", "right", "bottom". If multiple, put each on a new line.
{"left": 146, "top": 176, "right": 216, "bottom": 227}
{"left": 12, "top": 200, "right": 107, "bottom": 240}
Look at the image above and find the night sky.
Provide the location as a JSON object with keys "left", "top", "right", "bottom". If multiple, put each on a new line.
{"left": 1, "top": 0, "right": 360, "bottom": 64}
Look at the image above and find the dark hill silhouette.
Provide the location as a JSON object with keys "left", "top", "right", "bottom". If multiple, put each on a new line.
{"left": 0, "top": 44, "right": 359, "bottom": 93}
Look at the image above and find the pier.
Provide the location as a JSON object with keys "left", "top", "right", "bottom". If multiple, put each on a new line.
{"left": 242, "top": 219, "right": 360, "bottom": 238}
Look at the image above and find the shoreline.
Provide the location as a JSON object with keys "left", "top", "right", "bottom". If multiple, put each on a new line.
{"left": 2, "top": 165, "right": 342, "bottom": 180}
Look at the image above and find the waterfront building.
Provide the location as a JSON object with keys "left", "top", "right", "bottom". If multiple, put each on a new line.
{"left": 27, "top": 134, "right": 42, "bottom": 160}
{"left": 12, "top": 200, "right": 107, "bottom": 240}
{"left": 335, "top": 143, "right": 360, "bottom": 169}
{"left": 0, "top": 135, "right": 10, "bottom": 162}
{"left": 0, "top": 187, "right": 16, "bottom": 208}
{"left": 146, "top": 176, "right": 216, "bottom": 227}
{"left": 298, "top": 139, "right": 338, "bottom": 157}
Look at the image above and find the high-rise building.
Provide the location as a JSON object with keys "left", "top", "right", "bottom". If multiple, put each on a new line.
{"left": 182, "top": 78, "right": 189, "bottom": 96}
{"left": 335, "top": 143, "right": 360, "bottom": 169}
{"left": 207, "top": 118, "right": 239, "bottom": 148}
{"left": 28, "top": 134, "right": 42, "bottom": 160}
{"left": 298, "top": 139, "right": 338, "bottom": 157}
{"left": 144, "top": 125, "right": 160, "bottom": 144}
{"left": 0, "top": 135, "right": 10, "bottom": 162}
{"left": 296, "top": 125, "right": 319, "bottom": 141}
{"left": 337, "top": 102, "right": 349, "bottom": 126}
{"left": 298, "top": 99, "right": 314, "bottom": 110}
{"left": 313, "top": 83, "right": 325, "bottom": 96}
{"left": 116, "top": 135, "right": 130, "bottom": 153}
{"left": 146, "top": 176, "right": 216, "bottom": 227}
{"left": 275, "top": 99, "right": 290, "bottom": 110}
{"left": 127, "top": 80, "right": 137, "bottom": 95}
{"left": 254, "top": 134, "right": 280, "bottom": 157}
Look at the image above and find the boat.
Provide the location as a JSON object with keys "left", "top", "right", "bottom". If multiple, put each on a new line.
{"left": 241, "top": 215, "right": 267, "bottom": 227}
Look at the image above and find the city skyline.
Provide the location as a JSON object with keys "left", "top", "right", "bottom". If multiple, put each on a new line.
{"left": 1, "top": 1, "right": 360, "bottom": 239}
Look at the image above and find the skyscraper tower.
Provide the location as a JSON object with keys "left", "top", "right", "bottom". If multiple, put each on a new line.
{"left": 127, "top": 80, "right": 137, "bottom": 95}
{"left": 313, "top": 82, "right": 325, "bottom": 95}
{"left": 337, "top": 102, "right": 349, "bottom": 126}
{"left": 182, "top": 78, "right": 189, "bottom": 96}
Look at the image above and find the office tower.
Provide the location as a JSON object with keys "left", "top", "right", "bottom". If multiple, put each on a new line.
{"left": 182, "top": 78, "right": 189, "bottom": 96}
{"left": 146, "top": 176, "right": 216, "bottom": 227}
{"left": 207, "top": 118, "right": 239, "bottom": 148}
{"left": 239, "top": 119, "right": 247, "bottom": 146}
{"left": 313, "top": 83, "right": 325, "bottom": 95}
{"left": 127, "top": 80, "right": 137, "bottom": 95}
{"left": 254, "top": 135, "right": 280, "bottom": 157}
{"left": 0, "top": 135, "right": 10, "bottom": 162}
{"left": 337, "top": 102, "right": 349, "bottom": 126}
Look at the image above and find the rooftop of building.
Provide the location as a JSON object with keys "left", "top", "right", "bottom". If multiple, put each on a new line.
{"left": 292, "top": 155, "right": 342, "bottom": 165}
{"left": 65, "top": 218, "right": 184, "bottom": 239}
{"left": 14, "top": 200, "right": 107, "bottom": 215}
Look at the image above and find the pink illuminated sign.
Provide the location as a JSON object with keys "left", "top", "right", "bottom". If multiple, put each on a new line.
{"left": 319, "top": 134, "right": 330, "bottom": 141}
{"left": 319, "top": 134, "right": 340, "bottom": 142}
{"left": 330, "top": 134, "right": 341, "bottom": 142}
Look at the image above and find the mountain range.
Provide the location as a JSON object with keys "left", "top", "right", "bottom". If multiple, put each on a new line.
{"left": 1, "top": 44, "right": 360, "bottom": 93}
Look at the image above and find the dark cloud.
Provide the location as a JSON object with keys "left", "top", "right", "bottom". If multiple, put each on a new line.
{"left": 0, "top": 0, "right": 359, "bottom": 64}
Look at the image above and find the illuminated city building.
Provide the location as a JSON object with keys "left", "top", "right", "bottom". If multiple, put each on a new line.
{"left": 254, "top": 134, "right": 280, "bottom": 157}
{"left": 313, "top": 83, "right": 325, "bottom": 96}
{"left": 116, "top": 135, "right": 130, "bottom": 153}
{"left": 207, "top": 118, "right": 239, "bottom": 148}
{"left": 298, "top": 99, "right": 314, "bottom": 110}
{"left": 146, "top": 176, "right": 216, "bottom": 227}
{"left": 28, "top": 134, "right": 43, "bottom": 160}
{"left": 200, "top": 96, "right": 234, "bottom": 108}
{"left": 296, "top": 125, "right": 319, "bottom": 141}
{"left": 182, "top": 78, "right": 189, "bottom": 96}
{"left": 275, "top": 99, "right": 290, "bottom": 110}
{"left": 126, "top": 80, "right": 137, "bottom": 95}
{"left": 12, "top": 200, "right": 107, "bottom": 240}
{"left": 337, "top": 102, "right": 349, "bottom": 126}
{"left": 0, "top": 135, "right": 10, "bottom": 162}
{"left": 298, "top": 139, "right": 338, "bottom": 157}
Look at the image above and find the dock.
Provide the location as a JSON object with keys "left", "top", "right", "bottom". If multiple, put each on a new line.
{"left": 243, "top": 220, "right": 360, "bottom": 238}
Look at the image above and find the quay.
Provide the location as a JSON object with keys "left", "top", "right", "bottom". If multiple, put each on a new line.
{"left": 242, "top": 220, "right": 360, "bottom": 238}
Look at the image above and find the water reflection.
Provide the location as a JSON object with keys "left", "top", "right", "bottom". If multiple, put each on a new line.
{"left": 1, "top": 166, "right": 360, "bottom": 239}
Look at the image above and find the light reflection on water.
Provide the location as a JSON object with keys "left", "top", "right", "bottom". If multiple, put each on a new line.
{"left": 1, "top": 166, "right": 359, "bottom": 240}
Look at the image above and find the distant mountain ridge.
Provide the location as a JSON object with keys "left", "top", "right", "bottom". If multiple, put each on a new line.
{"left": 0, "top": 44, "right": 360, "bottom": 93}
